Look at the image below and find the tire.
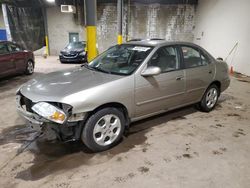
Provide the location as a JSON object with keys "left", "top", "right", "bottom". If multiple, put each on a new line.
{"left": 25, "top": 60, "right": 34, "bottom": 75}
{"left": 81, "top": 107, "right": 125, "bottom": 152}
{"left": 199, "top": 84, "right": 220, "bottom": 112}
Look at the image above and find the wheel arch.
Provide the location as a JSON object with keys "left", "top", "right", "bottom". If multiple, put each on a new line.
{"left": 85, "top": 102, "right": 130, "bottom": 128}
{"left": 199, "top": 80, "right": 221, "bottom": 103}
{"left": 198, "top": 80, "right": 221, "bottom": 112}
{"left": 209, "top": 80, "right": 221, "bottom": 94}
{"left": 27, "top": 58, "right": 35, "bottom": 66}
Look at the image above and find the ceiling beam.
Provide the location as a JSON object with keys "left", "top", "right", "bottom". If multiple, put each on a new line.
{"left": 1, "top": 0, "right": 198, "bottom": 7}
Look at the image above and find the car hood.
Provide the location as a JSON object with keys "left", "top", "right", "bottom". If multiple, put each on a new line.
{"left": 19, "top": 67, "right": 123, "bottom": 103}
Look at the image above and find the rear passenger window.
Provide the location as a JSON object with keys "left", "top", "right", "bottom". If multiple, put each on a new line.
{"left": 181, "top": 46, "right": 204, "bottom": 68}
{"left": 201, "top": 53, "right": 210, "bottom": 65}
{"left": 148, "top": 46, "right": 180, "bottom": 73}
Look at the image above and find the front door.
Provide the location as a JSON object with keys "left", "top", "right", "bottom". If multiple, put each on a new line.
{"left": 7, "top": 42, "right": 26, "bottom": 73}
{"left": 135, "top": 46, "right": 185, "bottom": 117}
{"left": 0, "top": 42, "right": 15, "bottom": 77}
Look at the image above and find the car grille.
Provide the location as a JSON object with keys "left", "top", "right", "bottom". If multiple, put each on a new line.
{"left": 62, "top": 53, "right": 78, "bottom": 58}
{"left": 20, "top": 95, "right": 34, "bottom": 113}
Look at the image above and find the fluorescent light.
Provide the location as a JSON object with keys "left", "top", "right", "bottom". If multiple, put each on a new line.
{"left": 46, "top": 0, "right": 55, "bottom": 3}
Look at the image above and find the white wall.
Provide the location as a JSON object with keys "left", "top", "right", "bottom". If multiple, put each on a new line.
{"left": 194, "top": 0, "right": 250, "bottom": 76}
{"left": 47, "top": 7, "right": 85, "bottom": 55}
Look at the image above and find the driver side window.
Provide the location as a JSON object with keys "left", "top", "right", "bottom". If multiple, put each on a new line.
{"left": 7, "top": 43, "right": 21, "bottom": 52}
{"left": 148, "top": 46, "right": 180, "bottom": 73}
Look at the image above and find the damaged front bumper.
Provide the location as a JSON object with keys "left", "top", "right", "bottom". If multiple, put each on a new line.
{"left": 16, "top": 95, "right": 46, "bottom": 130}
{"left": 16, "top": 94, "right": 83, "bottom": 142}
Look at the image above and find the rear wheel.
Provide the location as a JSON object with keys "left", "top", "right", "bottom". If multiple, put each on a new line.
{"left": 81, "top": 107, "right": 125, "bottom": 152}
{"left": 25, "top": 60, "right": 34, "bottom": 75}
{"left": 199, "top": 84, "right": 219, "bottom": 112}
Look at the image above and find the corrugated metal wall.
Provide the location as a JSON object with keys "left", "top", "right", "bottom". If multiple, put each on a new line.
{"left": 97, "top": 3, "right": 196, "bottom": 52}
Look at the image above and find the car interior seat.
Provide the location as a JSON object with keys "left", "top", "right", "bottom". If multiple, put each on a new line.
{"left": 185, "top": 56, "right": 202, "bottom": 68}
{"left": 158, "top": 55, "right": 176, "bottom": 72}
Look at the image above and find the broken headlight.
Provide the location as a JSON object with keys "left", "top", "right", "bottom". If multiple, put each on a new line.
{"left": 32, "top": 102, "right": 67, "bottom": 124}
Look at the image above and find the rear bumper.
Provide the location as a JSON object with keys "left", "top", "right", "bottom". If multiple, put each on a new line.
{"left": 221, "top": 77, "right": 230, "bottom": 92}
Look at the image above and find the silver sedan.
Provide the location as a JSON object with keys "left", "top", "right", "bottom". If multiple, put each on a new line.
{"left": 16, "top": 40, "right": 230, "bottom": 152}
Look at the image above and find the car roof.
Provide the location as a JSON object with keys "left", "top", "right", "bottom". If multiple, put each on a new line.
{"left": 0, "top": 41, "right": 20, "bottom": 46}
{"left": 124, "top": 39, "right": 199, "bottom": 48}
{"left": 0, "top": 40, "right": 17, "bottom": 44}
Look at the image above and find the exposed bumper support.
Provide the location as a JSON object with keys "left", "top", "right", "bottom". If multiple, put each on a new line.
{"left": 16, "top": 95, "right": 45, "bottom": 126}
{"left": 16, "top": 95, "right": 83, "bottom": 142}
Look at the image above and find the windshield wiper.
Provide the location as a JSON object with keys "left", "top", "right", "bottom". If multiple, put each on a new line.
{"left": 81, "top": 63, "right": 96, "bottom": 71}
{"left": 82, "top": 63, "right": 126, "bottom": 75}
{"left": 81, "top": 63, "right": 110, "bottom": 74}
{"left": 92, "top": 66, "right": 111, "bottom": 74}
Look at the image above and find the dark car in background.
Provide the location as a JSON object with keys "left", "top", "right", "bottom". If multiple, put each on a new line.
{"left": 0, "top": 41, "right": 35, "bottom": 79}
{"left": 59, "top": 41, "right": 87, "bottom": 63}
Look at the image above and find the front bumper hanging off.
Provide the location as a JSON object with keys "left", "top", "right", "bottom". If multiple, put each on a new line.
{"left": 16, "top": 95, "right": 45, "bottom": 131}
{"left": 16, "top": 94, "right": 82, "bottom": 142}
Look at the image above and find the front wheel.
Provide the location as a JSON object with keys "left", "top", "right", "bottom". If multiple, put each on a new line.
{"left": 199, "top": 84, "right": 219, "bottom": 112}
{"left": 25, "top": 60, "right": 34, "bottom": 75}
{"left": 81, "top": 107, "right": 125, "bottom": 152}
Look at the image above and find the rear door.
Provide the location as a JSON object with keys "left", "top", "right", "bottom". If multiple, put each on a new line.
{"left": 180, "top": 45, "right": 215, "bottom": 104}
{"left": 0, "top": 42, "right": 15, "bottom": 77}
{"left": 135, "top": 45, "right": 185, "bottom": 117}
{"left": 7, "top": 42, "right": 26, "bottom": 73}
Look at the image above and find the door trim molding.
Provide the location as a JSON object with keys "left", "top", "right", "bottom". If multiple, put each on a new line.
{"left": 136, "top": 91, "right": 185, "bottom": 106}
{"left": 186, "top": 87, "right": 205, "bottom": 93}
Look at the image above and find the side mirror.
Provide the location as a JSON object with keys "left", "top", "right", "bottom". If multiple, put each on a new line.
{"left": 141, "top": 66, "right": 161, "bottom": 77}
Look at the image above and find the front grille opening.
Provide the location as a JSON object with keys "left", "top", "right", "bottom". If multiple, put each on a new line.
{"left": 20, "top": 95, "right": 34, "bottom": 113}
{"left": 19, "top": 95, "right": 72, "bottom": 116}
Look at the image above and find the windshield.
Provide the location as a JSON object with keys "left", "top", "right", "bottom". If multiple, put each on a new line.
{"left": 89, "top": 44, "right": 153, "bottom": 75}
{"left": 65, "top": 42, "right": 86, "bottom": 50}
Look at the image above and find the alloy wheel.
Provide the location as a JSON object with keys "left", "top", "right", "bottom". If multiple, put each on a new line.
{"left": 93, "top": 114, "right": 121, "bottom": 146}
{"left": 206, "top": 87, "right": 218, "bottom": 109}
{"left": 27, "top": 61, "right": 34, "bottom": 74}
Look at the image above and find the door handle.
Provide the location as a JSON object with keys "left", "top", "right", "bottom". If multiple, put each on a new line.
{"left": 208, "top": 70, "right": 212, "bottom": 74}
{"left": 176, "top": 75, "right": 184, "bottom": 80}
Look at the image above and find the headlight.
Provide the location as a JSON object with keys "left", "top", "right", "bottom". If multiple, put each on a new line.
{"left": 79, "top": 51, "right": 86, "bottom": 56}
{"left": 32, "top": 102, "right": 67, "bottom": 124}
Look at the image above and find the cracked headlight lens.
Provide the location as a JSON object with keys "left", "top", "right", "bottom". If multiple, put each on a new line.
{"left": 32, "top": 102, "right": 67, "bottom": 124}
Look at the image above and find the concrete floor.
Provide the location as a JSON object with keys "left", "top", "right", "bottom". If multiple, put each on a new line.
{"left": 0, "top": 56, "right": 250, "bottom": 188}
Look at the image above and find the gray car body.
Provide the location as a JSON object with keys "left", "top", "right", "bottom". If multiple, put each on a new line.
{"left": 18, "top": 41, "right": 230, "bottom": 123}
